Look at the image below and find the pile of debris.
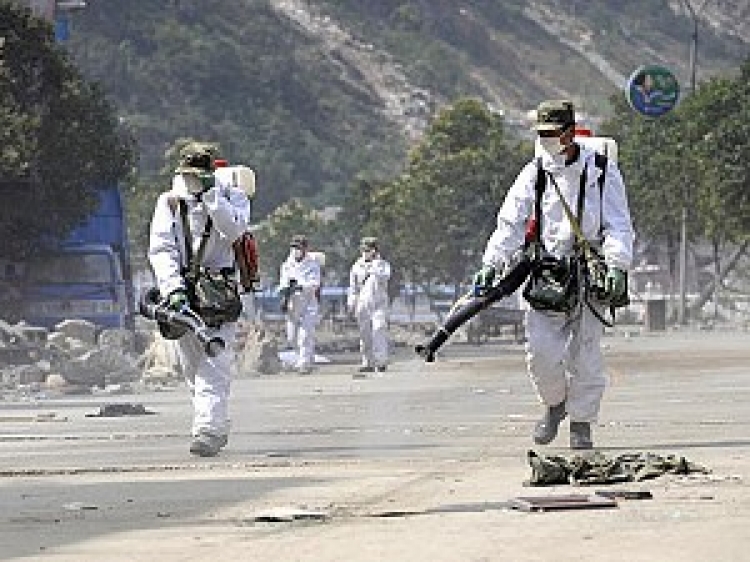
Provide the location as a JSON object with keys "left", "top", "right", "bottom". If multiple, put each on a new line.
{"left": 0, "top": 319, "right": 147, "bottom": 395}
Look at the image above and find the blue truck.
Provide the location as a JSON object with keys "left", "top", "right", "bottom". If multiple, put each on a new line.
{"left": 22, "top": 186, "right": 136, "bottom": 331}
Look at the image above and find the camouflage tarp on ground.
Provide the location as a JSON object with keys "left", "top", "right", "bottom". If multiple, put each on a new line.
{"left": 526, "top": 450, "right": 711, "bottom": 486}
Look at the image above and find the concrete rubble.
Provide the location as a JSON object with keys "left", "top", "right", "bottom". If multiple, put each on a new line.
{"left": 0, "top": 318, "right": 149, "bottom": 396}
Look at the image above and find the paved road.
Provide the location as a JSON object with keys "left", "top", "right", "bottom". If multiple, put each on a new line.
{"left": 1, "top": 330, "right": 749, "bottom": 561}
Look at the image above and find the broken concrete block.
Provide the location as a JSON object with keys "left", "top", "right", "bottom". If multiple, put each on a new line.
{"left": 98, "top": 328, "right": 135, "bottom": 352}
{"left": 54, "top": 319, "right": 97, "bottom": 346}
{"left": 58, "top": 346, "right": 140, "bottom": 387}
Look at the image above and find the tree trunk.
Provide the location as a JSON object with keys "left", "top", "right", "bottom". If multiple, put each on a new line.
{"left": 712, "top": 238, "right": 721, "bottom": 319}
{"left": 689, "top": 239, "right": 750, "bottom": 315}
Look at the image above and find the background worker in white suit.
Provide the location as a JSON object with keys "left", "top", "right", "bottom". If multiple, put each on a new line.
{"left": 348, "top": 237, "right": 391, "bottom": 374}
{"left": 278, "top": 234, "right": 321, "bottom": 374}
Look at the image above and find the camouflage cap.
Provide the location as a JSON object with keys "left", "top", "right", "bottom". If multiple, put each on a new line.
{"left": 175, "top": 141, "right": 219, "bottom": 175}
{"left": 360, "top": 236, "right": 379, "bottom": 250}
{"left": 290, "top": 234, "right": 309, "bottom": 248}
{"left": 534, "top": 100, "right": 575, "bottom": 132}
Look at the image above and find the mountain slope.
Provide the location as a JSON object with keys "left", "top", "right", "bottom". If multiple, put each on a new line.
{"left": 65, "top": 0, "right": 749, "bottom": 215}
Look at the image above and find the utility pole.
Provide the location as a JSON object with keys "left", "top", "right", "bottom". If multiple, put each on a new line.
{"left": 677, "top": 0, "right": 709, "bottom": 325}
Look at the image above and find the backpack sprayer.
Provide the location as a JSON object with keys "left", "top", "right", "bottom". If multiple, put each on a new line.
{"left": 139, "top": 287, "right": 225, "bottom": 357}
{"left": 215, "top": 160, "right": 261, "bottom": 293}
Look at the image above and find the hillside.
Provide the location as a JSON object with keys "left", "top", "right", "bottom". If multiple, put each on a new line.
{"left": 64, "top": 0, "right": 749, "bottom": 216}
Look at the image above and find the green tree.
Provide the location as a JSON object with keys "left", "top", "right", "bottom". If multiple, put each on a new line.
{"left": 602, "top": 58, "right": 750, "bottom": 315}
{"left": 370, "top": 98, "right": 527, "bottom": 293}
{"left": 0, "top": 1, "right": 133, "bottom": 258}
{"left": 676, "top": 60, "right": 750, "bottom": 313}
{"left": 681, "top": 64, "right": 750, "bottom": 244}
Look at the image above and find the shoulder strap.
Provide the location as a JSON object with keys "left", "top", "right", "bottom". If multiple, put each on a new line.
{"left": 178, "top": 199, "right": 193, "bottom": 267}
{"left": 178, "top": 199, "right": 213, "bottom": 279}
{"left": 594, "top": 152, "right": 608, "bottom": 184}
{"left": 533, "top": 157, "right": 545, "bottom": 243}
{"left": 576, "top": 162, "right": 588, "bottom": 222}
{"left": 594, "top": 153, "right": 608, "bottom": 239}
{"left": 194, "top": 217, "right": 213, "bottom": 268}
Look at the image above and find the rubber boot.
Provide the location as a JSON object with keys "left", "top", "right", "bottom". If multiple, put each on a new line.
{"left": 189, "top": 432, "right": 224, "bottom": 457}
{"left": 533, "top": 401, "right": 567, "bottom": 445}
{"left": 569, "top": 421, "right": 593, "bottom": 450}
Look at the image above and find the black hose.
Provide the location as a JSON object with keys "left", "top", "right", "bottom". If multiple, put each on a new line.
{"left": 415, "top": 256, "right": 532, "bottom": 362}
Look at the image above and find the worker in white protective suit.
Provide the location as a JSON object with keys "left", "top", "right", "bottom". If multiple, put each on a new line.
{"left": 148, "top": 141, "right": 251, "bottom": 457}
{"left": 474, "top": 100, "right": 634, "bottom": 449}
{"left": 278, "top": 234, "right": 321, "bottom": 374}
{"left": 348, "top": 237, "right": 391, "bottom": 374}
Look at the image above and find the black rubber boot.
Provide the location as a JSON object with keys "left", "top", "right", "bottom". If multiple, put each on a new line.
{"left": 189, "top": 432, "right": 223, "bottom": 457}
{"left": 533, "top": 401, "right": 567, "bottom": 445}
{"left": 569, "top": 421, "right": 593, "bottom": 450}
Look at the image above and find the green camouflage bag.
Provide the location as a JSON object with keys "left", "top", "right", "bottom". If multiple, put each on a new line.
{"left": 523, "top": 253, "right": 579, "bottom": 313}
{"left": 187, "top": 268, "right": 242, "bottom": 328}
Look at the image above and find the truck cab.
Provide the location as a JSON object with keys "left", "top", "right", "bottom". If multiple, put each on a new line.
{"left": 21, "top": 186, "right": 135, "bottom": 331}
{"left": 23, "top": 244, "right": 133, "bottom": 330}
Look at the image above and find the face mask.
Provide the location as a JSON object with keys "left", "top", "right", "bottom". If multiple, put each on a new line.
{"left": 538, "top": 136, "right": 565, "bottom": 155}
{"left": 183, "top": 174, "right": 205, "bottom": 195}
{"left": 536, "top": 137, "right": 569, "bottom": 171}
{"left": 292, "top": 248, "right": 304, "bottom": 261}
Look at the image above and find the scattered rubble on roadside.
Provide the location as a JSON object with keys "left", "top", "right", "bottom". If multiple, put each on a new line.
{"left": 0, "top": 318, "right": 161, "bottom": 399}
{"left": 0, "top": 313, "right": 495, "bottom": 399}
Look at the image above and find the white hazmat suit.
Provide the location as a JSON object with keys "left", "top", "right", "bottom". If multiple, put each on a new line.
{"left": 348, "top": 253, "right": 391, "bottom": 370}
{"left": 279, "top": 250, "right": 321, "bottom": 373}
{"left": 149, "top": 172, "right": 251, "bottom": 443}
{"left": 482, "top": 142, "right": 634, "bottom": 425}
